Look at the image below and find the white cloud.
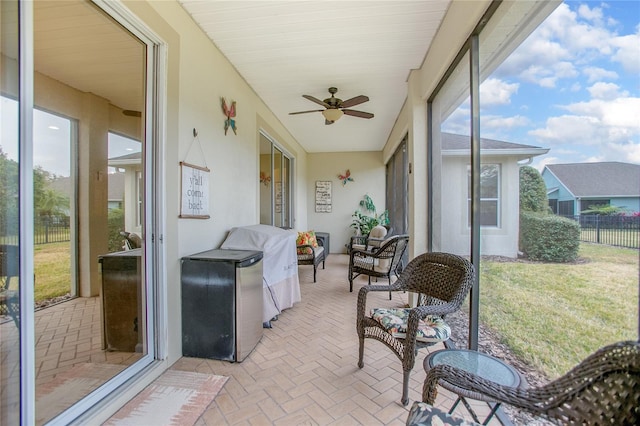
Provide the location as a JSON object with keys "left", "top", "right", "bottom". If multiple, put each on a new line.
{"left": 577, "top": 4, "right": 604, "bottom": 24}
{"left": 481, "top": 114, "right": 530, "bottom": 132}
{"left": 562, "top": 96, "right": 640, "bottom": 129}
{"left": 606, "top": 141, "right": 640, "bottom": 164}
{"left": 610, "top": 31, "right": 640, "bottom": 73}
{"left": 583, "top": 66, "right": 618, "bottom": 83}
{"left": 586, "top": 82, "right": 625, "bottom": 100}
{"left": 480, "top": 78, "right": 519, "bottom": 106}
{"left": 498, "top": 2, "right": 636, "bottom": 87}
{"left": 533, "top": 156, "right": 560, "bottom": 172}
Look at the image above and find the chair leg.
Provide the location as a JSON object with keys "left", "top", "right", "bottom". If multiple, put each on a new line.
{"left": 358, "top": 337, "right": 365, "bottom": 368}
{"left": 313, "top": 263, "right": 317, "bottom": 282}
{"left": 401, "top": 369, "right": 411, "bottom": 406}
{"left": 388, "top": 276, "right": 392, "bottom": 300}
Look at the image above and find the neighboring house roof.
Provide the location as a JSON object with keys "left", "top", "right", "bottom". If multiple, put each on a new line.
{"left": 441, "top": 133, "right": 549, "bottom": 159}
{"left": 543, "top": 162, "right": 640, "bottom": 198}
{"left": 109, "top": 151, "right": 141, "bottom": 168}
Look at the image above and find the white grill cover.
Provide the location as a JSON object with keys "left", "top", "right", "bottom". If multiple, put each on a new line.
{"left": 221, "top": 224, "right": 300, "bottom": 322}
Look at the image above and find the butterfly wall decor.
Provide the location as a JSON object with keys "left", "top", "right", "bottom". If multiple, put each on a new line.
{"left": 221, "top": 97, "right": 237, "bottom": 135}
{"left": 260, "top": 171, "right": 271, "bottom": 186}
{"left": 338, "top": 169, "right": 354, "bottom": 186}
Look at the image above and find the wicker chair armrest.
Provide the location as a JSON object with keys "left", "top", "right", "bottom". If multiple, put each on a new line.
{"left": 356, "top": 284, "right": 403, "bottom": 325}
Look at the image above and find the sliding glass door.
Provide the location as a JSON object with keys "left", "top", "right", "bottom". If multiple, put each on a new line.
{"left": 260, "top": 132, "right": 293, "bottom": 228}
{"left": 1, "top": 0, "right": 164, "bottom": 422}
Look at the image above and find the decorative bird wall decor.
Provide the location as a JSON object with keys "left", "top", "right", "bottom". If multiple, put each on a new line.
{"left": 221, "top": 97, "right": 237, "bottom": 135}
{"left": 260, "top": 171, "right": 271, "bottom": 186}
{"left": 338, "top": 169, "right": 354, "bottom": 186}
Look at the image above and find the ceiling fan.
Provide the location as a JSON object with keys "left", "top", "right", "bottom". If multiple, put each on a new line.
{"left": 289, "top": 87, "right": 374, "bottom": 125}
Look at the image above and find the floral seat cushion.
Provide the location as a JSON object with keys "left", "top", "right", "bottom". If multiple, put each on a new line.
{"left": 370, "top": 308, "right": 451, "bottom": 343}
{"left": 296, "top": 230, "right": 319, "bottom": 255}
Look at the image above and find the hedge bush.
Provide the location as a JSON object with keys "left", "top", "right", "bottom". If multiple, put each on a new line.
{"left": 520, "top": 211, "right": 580, "bottom": 262}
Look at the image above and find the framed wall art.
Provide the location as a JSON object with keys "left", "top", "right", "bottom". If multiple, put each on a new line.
{"left": 315, "top": 181, "right": 332, "bottom": 213}
{"left": 180, "top": 162, "right": 210, "bottom": 219}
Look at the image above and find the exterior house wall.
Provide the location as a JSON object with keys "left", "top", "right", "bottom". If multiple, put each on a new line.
{"left": 306, "top": 152, "right": 386, "bottom": 253}
{"left": 439, "top": 155, "right": 521, "bottom": 258}
{"left": 612, "top": 197, "right": 640, "bottom": 212}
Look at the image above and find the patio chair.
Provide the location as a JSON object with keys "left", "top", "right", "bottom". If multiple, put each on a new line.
{"left": 0, "top": 244, "right": 20, "bottom": 326}
{"left": 296, "top": 233, "right": 325, "bottom": 283}
{"left": 120, "top": 231, "right": 142, "bottom": 250}
{"left": 348, "top": 224, "right": 390, "bottom": 253}
{"left": 357, "top": 252, "right": 474, "bottom": 405}
{"left": 348, "top": 234, "right": 409, "bottom": 299}
{"left": 423, "top": 340, "right": 640, "bottom": 425}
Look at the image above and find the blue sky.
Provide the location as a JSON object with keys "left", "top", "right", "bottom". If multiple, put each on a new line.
{"left": 478, "top": 1, "right": 640, "bottom": 170}
{"left": 2, "top": 1, "right": 638, "bottom": 177}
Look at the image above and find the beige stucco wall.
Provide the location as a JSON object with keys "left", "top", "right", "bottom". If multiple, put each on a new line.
{"left": 306, "top": 152, "right": 386, "bottom": 254}
{"left": 119, "top": 0, "right": 309, "bottom": 369}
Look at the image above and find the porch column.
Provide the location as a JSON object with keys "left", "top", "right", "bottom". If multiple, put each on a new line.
{"left": 77, "top": 93, "right": 109, "bottom": 297}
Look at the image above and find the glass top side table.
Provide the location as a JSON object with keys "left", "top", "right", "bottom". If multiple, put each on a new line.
{"left": 423, "top": 349, "right": 524, "bottom": 425}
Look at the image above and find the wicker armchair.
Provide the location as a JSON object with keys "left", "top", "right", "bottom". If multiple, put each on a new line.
{"left": 357, "top": 252, "right": 474, "bottom": 405}
{"left": 349, "top": 234, "right": 409, "bottom": 299}
{"left": 423, "top": 340, "right": 640, "bottom": 425}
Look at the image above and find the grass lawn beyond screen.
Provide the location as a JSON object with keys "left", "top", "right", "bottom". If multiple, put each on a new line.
{"left": 480, "top": 242, "right": 638, "bottom": 379}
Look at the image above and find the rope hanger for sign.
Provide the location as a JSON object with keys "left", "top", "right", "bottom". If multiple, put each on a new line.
{"left": 182, "top": 128, "right": 209, "bottom": 171}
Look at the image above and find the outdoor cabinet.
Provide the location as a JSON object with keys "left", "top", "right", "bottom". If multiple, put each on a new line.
{"left": 98, "top": 249, "right": 143, "bottom": 352}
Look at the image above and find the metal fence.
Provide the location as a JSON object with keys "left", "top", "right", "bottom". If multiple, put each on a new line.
{"left": 2, "top": 217, "right": 71, "bottom": 246}
{"left": 563, "top": 214, "right": 640, "bottom": 249}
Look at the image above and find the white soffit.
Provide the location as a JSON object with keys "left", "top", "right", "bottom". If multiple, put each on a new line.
{"left": 178, "top": 0, "right": 452, "bottom": 153}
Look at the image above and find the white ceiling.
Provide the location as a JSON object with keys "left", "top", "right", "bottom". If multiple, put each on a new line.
{"left": 25, "top": 1, "right": 452, "bottom": 154}
{"left": 178, "top": 0, "right": 452, "bottom": 153}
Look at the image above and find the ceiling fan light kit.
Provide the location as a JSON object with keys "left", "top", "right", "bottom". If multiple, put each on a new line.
{"left": 290, "top": 87, "right": 373, "bottom": 125}
{"left": 322, "top": 108, "right": 343, "bottom": 122}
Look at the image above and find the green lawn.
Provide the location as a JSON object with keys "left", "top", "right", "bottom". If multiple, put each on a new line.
{"left": 480, "top": 243, "right": 638, "bottom": 378}
{"left": 34, "top": 241, "right": 71, "bottom": 302}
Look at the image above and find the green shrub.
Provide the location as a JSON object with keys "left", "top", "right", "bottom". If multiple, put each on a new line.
{"left": 520, "top": 211, "right": 580, "bottom": 262}
{"left": 519, "top": 165, "right": 548, "bottom": 213}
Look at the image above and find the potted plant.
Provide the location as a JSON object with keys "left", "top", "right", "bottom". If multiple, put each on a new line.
{"left": 350, "top": 194, "right": 389, "bottom": 236}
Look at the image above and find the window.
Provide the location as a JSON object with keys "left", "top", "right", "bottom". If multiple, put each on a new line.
{"left": 467, "top": 164, "right": 500, "bottom": 227}
{"left": 558, "top": 200, "right": 574, "bottom": 216}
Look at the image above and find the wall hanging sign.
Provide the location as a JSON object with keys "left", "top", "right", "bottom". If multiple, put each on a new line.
{"left": 338, "top": 169, "right": 354, "bottom": 186}
{"left": 180, "top": 162, "right": 210, "bottom": 219}
{"left": 315, "top": 181, "right": 332, "bottom": 213}
{"left": 221, "top": 97, "right": 237, "bottom": 135}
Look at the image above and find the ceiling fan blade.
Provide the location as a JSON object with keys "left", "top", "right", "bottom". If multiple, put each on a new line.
{"left": 340, "top": 95, "right": 369, "bottom": 108}
{"left": 289, "top": 109, "right": 324, "bottom": 115}
{"left": 123, "top": 110, "right": 141, "bottom": 117}
{"left": 325, "top": 119, "right": 335, "bottom": 125}
{"left": 343, "top": 109, "right": 374, "bottom": 119}
{"left": 303, "top": 94, "right": 331, "bottom": 108}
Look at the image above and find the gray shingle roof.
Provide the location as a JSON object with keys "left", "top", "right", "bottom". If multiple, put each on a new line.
{"left": 545, "top": 162, "right": 640, "bottom": 197}
{"left": 441, "top": 132, "right": 546, "bottom": 151}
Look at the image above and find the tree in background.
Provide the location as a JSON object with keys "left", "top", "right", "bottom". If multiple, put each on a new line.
{"left": 519, "top": 165, "right": 548, "bottom": 213}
